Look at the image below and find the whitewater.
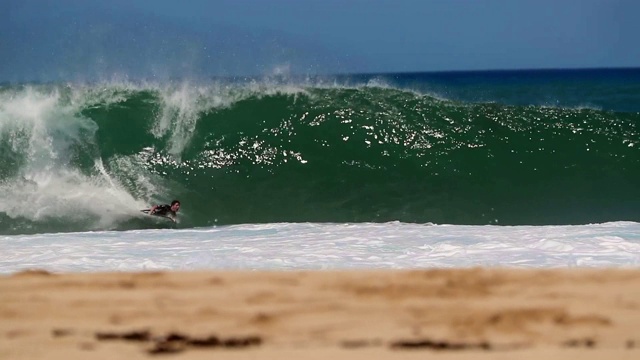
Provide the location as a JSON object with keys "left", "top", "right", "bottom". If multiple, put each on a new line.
{"left": 1, "top": 69, "right": 639, "bottom": 273}
{"left": 2, "top": 222, "right": 640, "bottom": 273}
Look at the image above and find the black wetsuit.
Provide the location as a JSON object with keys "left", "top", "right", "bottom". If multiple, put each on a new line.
{"left": 151, "top": 205, "right": 176, "bottom": 217}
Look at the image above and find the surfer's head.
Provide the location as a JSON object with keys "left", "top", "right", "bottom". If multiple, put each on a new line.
{"left": 171, "top": 200, "right": 181, "bottom": 212}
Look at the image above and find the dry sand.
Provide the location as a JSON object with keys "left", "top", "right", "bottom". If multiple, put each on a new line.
{"left": 2, "top": 268, "right": 640, "bottom": 359}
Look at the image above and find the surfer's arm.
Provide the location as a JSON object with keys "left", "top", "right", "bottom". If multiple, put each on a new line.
{"left": 149, "top": 205, "right": 158, "bottom": 214}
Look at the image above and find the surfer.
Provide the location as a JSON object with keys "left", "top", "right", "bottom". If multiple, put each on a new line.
{"left": 147, "top": 200, "right": 181, "bottom": 218}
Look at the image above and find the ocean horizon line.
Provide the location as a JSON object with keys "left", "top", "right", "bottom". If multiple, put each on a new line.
{"left": 2, "top": 66, "right": 640, "bottom": 86}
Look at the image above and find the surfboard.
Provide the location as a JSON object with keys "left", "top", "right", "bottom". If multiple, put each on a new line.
{"left": 140, "top": 209, "right": 176, "bottom": 223}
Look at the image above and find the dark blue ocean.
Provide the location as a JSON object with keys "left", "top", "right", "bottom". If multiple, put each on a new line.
{"left": 343, "top": 68, "right": 640, "bottom": 112}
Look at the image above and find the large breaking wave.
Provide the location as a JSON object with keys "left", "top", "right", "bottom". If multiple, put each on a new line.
{"left": 1, "top": 76, "right": 639, "bottom": 234}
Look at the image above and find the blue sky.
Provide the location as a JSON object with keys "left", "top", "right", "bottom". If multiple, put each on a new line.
{"left": 2, "top": 0, "right": 638, "bottom": 81}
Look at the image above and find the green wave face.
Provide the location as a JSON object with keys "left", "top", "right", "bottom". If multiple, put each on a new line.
{"left": 1, "top": 80, "right": 639, "bottom": 234}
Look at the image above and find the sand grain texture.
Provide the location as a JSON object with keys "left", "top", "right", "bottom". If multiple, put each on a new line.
{"left": 2, "top": 268, "right": 640, "bottom": 359}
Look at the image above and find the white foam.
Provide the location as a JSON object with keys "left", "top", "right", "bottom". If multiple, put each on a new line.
{"left": 0, "top": 81, "right": 318, "bottom": 231}
{"left": 0, "top": 85, "right": 149, "bottom": 228}
{"left": 1, "top": 221, "right": 639, "bottom": 273}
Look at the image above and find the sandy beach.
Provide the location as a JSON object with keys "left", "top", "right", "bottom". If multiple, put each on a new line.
{"left": 2, "top": 268, "right": 640, "bottom": 359}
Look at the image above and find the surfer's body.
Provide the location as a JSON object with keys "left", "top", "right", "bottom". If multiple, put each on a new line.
{"left": 143, "top": 200, "right": 181, "bottom": 221}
